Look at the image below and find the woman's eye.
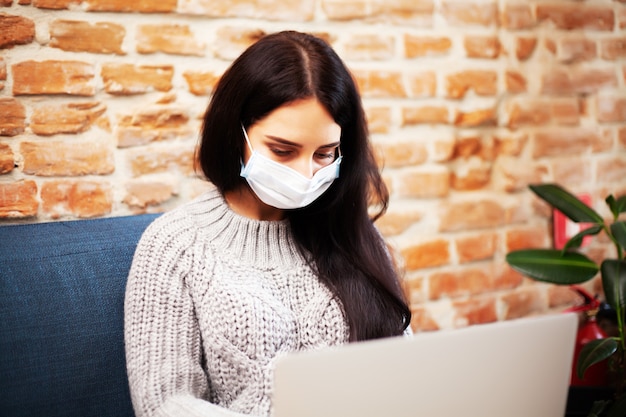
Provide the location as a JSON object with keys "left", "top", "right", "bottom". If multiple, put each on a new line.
{"left": 315, "top": 152, "right": 335, "bottom": 160}
{"left": 271, "top": 148, "right": 292, "bottom": 157}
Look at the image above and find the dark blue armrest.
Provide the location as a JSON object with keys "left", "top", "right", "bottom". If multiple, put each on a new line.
{"left": 0, "top": 214, "right": 159, "bottom": 417}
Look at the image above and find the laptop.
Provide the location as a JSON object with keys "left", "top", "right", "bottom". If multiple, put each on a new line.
{"left": 273, "top": 313, "right": 577, "bottom": 417}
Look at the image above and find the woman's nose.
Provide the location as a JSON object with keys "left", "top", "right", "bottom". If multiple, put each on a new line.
{"left": 290, "top": 157, "right": 315, "bottom": 179}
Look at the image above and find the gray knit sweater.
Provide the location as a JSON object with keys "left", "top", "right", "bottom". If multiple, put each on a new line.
{"left": 124, "top": 187, "right": 349, "bottom": 417}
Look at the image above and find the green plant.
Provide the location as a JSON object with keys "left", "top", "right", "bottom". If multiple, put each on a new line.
{"left": 505, "top": 184, "right": 626, "bottom": 417}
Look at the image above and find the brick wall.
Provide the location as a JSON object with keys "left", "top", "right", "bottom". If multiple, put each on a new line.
{"left": 1, "top": 0, "right": 625, "bottom": 331}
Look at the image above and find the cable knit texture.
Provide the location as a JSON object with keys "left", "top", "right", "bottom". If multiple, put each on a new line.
{"left": 124, "top": 187, "right": 349, "bottom": 417}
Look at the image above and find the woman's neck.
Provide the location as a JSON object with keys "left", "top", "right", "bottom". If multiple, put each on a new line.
{"left": 224, "top": 186, "right": 286, "bottom": 221}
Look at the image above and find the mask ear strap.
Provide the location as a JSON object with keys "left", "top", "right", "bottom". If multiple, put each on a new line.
{"left": 241, "top": 123, "right": 254, "bottom": 152}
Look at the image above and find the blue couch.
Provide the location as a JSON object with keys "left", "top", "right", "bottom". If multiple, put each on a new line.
{"left": 0, "top": 214, "right": 160, "bottom": 417}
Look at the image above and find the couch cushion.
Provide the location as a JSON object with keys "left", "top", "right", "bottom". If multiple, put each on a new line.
{"left": 0, "top": 214, "right": 159, "bottom": 417}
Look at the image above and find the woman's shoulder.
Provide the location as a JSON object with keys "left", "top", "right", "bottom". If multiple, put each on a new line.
{"left": 138, "top": 188, "right": 221, "bottom": 248}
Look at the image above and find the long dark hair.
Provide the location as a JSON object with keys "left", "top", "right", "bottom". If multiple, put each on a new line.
{"left": 198, "top": 31, "right": 411, "bottom": 341}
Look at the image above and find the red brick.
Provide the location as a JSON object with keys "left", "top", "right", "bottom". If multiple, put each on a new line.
{"left": 433, "top": 137, "right": 456, "bottom": 162}
{"left": 32, "top": 0, "right": 70, "bottom": 7}
{"left": 493, "top": 157, "right": 547, "bottom": 193}
{"left": 1, "top": 0, "right": 13, "bottom": 5}
{"left": 409, "top": 306, "right": 440, "bottom": 332}
{"left": 501, "top": 288, "right": 546, "bottom": 320}
{"left": 542, "top": 67, "right": 617, "bottom": 95}
{"left": 13, "top": 60, "right": 95, "bottom": 96}
{"left": 453, "top": 297, "right": 497, "bottom": 326}
{"left": 439, "top": 199, "right": 505, "bottom": 232}
{"left": 181, "top": 0, "right": 315, "bottom": 21}
{"left": 619, "top": 7, "right": 626, "bottom": 29}
{"left": 596, "top": 155, "right": 626, "bottom": 184}
{"left": 402, "top": 106, "right": 450, "bottom": 125}
{"left": 551, "top": 157, "right": 593, "bottom": 187}
{"left": 49, "top": 20, "right": 125, "bottom": 54}
{"left": 364, "top": 106, "right": 392, "bottom": 134}
{"left": 123, "top": 179, "right": 177, "bottom": 210}
{"left": 454, "top": 107, "right": 497, "bottom": 127}
{"left": 620, "top": 127, "right": 626, "bottom": 148}
{"left": 0, "top": 56, "right": 6, "bottom": 82}
{"left": 502, "top": 3, "right": 535, "bottom": 30}
{"left": 533, "top": 128, "right": 608, "bottom": 158}
{"left": 403, "top": 275, "right": 425, "bottom": 305}
{"left": 597, "top": 95, "right": 626, "bottom": 123}
{"left": 117, "top": 107, "right": 194, "bottom": 147}
{"left": 556, "top": 37, "right": 597, "bottom": 63}
{"left": 374, "top": 0, "right": 435, "bottom": 25}
{"left": 548, "top": 285, "right": 582, "bottom": 309}
{"left": 394, "top": 167, "right": 451, "bottom": 198}
{"left": 452, "top": 135, "right": 496, "bottom": 161}
{"left": 34, "top": 0, "right": 176, "bottom": 11}
{"left": 21, "top": 140, "right": 114, "bottom": 176}
{"left": 601, "top": 38, "right": 626, "bottom": 60}
{"left": 376, "top": 140, "right": 428, "bottom": 168}
{"left": 404, "top": 35, "right": 452, "bottom": 58}
{"left": 455, "top": 232, "right": 497, "bottom": 263}
{"left": 0, "top": 142, "right": 14, "bottom": 174}
{"left": 102, "top": 64, "right": 173, "bottom": 95}
{"left": 451, "top": 161, "right": 491, "bottom": 191}
{"left": 429, "top": 266, "right": 493, "bottom": 300}
{"left": 376, "top": 208, "right": 423, "bottom": 236}
{"left": 406, "top": 71, "right": 436, "bottom": 97}
{"left": 0, "top": 13, "right": 35, "bottom": 48}
{"left": 41, "top": 180, "right": 112, "bottom": 218}
{"left": 507, "top": 98, "right": 580, "bottom": 129}
{"left": 464, "top": 35, "right": 500, "bottom": 59}
{"left": 506, "top": 226, "right": 550, "bottom": 252}
{"left": 320, "top": 0, "right": 366, "bottom": 20}
{"left": 494, "top": 133, "right": 528, "bottom": 157}
{"left": 545, "top": 38, "right": 557, "bottom": 55}
{"left": 211, "top": 27, "right": 267, "bottom": 59}
{"left": 343, "top": 34, "right": 395, "bottom": 60}
{"left": 0, "top": 180, "right": 38, "bottom": 218}
{"left": 446, "top": 70, "right": 497, "bottom": 98}
{"left": 0, "top": 98, "right": 26, "bottom": 136}
{"left": 84, "top": 0, "right": 177, "bottom": 12}
{"left": 494, "top": 264, "right": 525, "bottom": 291}
{"left": 516, "top": 37, "right": 537, "bottom": 60}
{"left": 353, "top": 70, "right": 407, "bottom": 98}
{"left": 183, "top": 71, "right": 221, "bottom": 96}
{"left": 506, "top": 70, "right": 527, "bottom": 93}
{"left": 137, "top": 24, "right": 205, "bottom": 56}
{"left": 402, "top": 239, "right": 450, "bottom": 270}
{"left": 127, "top": 144, "right": 195, "bottom": 177}
{"left": 31, "top": 102, "right": 106, "bottom": 136}
{"left": 536, "top": 4, "right": 614, "bottom": 31}
{"left": 441, "top": 1, "right": 497, "bottom": 27}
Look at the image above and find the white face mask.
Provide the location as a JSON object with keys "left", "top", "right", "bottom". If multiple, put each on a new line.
{"left": 239, "top": 125, "right": 342, "bottom": 210}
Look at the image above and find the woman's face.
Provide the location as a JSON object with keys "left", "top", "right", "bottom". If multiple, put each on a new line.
{"left": 244, "top": 98, "right": 342, "bottom": 179}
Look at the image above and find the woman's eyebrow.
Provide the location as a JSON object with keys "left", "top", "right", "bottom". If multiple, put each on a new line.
{"left": 265, "top": 135, "right": 340, "bottom": 149}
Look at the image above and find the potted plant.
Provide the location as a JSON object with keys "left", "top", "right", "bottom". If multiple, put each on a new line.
{"left": 505, "top": 183, "right": 626, "bottom": 417}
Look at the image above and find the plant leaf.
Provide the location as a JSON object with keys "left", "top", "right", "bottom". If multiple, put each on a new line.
{"left": 610, "top": 221, "right": 626, "bottom": 252}
{"left": 562, "top": 224, "right": 603, "bottom": 252}
{"left": 530, "top": 184, "right": 604, "bottom": 224}
{"left": 588, "top": 400, "right": 611, "bottom": 417}
{"left": 602, "top": 259, "right": 626, "bottom": 311}
{"left": 576, "top": 338, "right": 618, "bottom": 380}
{"left": 606, "top": 392, "right": 626, "bottom": 417}
{"left": 606, "top": 194, "right": 626, "bottom": 219}
{"left": 506, "top": 249, "right": 599, "bottom": 284}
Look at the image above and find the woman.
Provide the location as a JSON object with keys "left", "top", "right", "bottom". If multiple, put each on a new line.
{"left": 124, "top": 30, "right": 411, "bottom": 417}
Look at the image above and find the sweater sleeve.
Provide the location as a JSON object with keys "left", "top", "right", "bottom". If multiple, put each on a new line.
{"left": 124, "top": 218, "right": 251, "bottom": 417}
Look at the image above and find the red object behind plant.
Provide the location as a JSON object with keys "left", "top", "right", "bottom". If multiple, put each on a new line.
{"left": 565, "top": 286, "right": 610, "bottom": 387}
